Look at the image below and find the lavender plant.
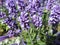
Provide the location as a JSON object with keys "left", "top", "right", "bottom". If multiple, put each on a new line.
{"left": 0, "top": 0, "right": 60, "bottom": 45}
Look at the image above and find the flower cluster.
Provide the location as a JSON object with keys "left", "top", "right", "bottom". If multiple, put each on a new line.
{"left": 32, "top": 15, "right": 42, "bottom": 27}
{"left": 5, "top": 0, "right": 18, "bottom": 18}
{"left": 18, "top": 11, "right": 30, "bottom": 30}
{"left": 16, "top": 0, "right": 43, "bottom": 29}
{"left": 48, "top": 5, "right": 60, "bottom": 25}
{"left": 0, "top": 11, "right": 6, "bottom": 18}
{"left": 46, "top": 0, "right": 56, "bottom": 10}
{"left": 0, "top": 29, "right": 21, "bottom": 41}
{"left": 5, "top": 0, "right": 16, "bottom": 13}
{"left": 29, "top": 0, "right": 43, "bottom": 28}
{"left": 4, "top": 17, "right": 18, "bottom": 29}
{"left": 0, "top": 0, "right": 60, "bottom": 45}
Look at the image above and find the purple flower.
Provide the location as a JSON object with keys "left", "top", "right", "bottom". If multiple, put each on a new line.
{"left": 18, "top": 11, "right": 30, "bottom": 30}
{"left": 48, "top": 14, "right": 59, "bottom": 25}
{"left": 4, "top": 17, "right": 18, "bottom": 29}
{"left": 17, "top": 0, "right": 42, "bottom": 12}
{"left": 25, "top": 3, "right": 32, "bottom": 11}
{"left": 4, "top": 17, "right": 13, "bottom": 27}
{"left": 9, "top": 8, "right": 18, "bottom": 14}
{"left": 0, "top": 11, "right": 6, "bottom": 18}
{"left": 37, "top": 8, "right": 43, "bottom": 17}
{"left": 6, "top": 29, "right": 21, "bottom": 37}
{"left": 32, "top": 15, "right": 42, "bottom": 27}
{"left": 8, "top": 12, "right": 18, "bottom": 19}
{"left": 51, "top": 5, "right": 60, "bottom": 14}
{"left": 5, "top": 0, "right": 18, "bottom": 18}
{"left": 46, "top": 0, "right": 56, "bottom": 10}
{"left": 5, "top": 0, "right": 17, "bottom": 13}
{"left": 29, "top": 8, "right": 43, "bottom": 18}
{"left": 0, "top": 35, "right": 8, "bottom": 41}
{"left": 8, "top": 1, "right": 15, "bottom": 8}
{"left": 48, "top": 5, "right": 60, "bottom": 25}
{"left": 29, "top": 0, "right": 43, "bottom": 17}
{"left": 6, "top": 30, "right": 14, "bottom": 38}
{"left": 29, "top": 8, "right": 36, "bottom": 18}
{"left": 29, "top": 0, "right": 41, "bottom": 11}
{"left": 14, "top": 29, "right": 21, "bottom": 34}
{"left": 17, "top": 0, "right": 27, "bottom": 12}
{"left": 5, "top": 0, "right": 16, "bottom": 8}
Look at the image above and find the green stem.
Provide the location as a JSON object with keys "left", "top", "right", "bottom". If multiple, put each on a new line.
{"left": 27, "top": 29, "right": 33, "bottom": 45}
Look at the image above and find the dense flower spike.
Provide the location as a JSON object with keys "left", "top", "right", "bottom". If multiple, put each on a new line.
{"left": 6, "top": 29, "right": 21, "bottom": 37}
{"left": 17, "top": 0, "right": 30, "bottom": 12}
{"left": 48, "top": 14, "right": 59, "bottom": 25}
{"left": 51, "top": 5, "right": 60, "bottom": 14}
{"left": 46, "top": 0, "right": 56, "bottom": 10}
{"left": 6, "top": 30, "right": 14, "bottom": 38}
{"left": 8, "top": 12, "right": 18, "bottom": 19}
{"left": 17, "top": 0, "right": 43, "bottom": 12}
{"left": 48, "top": 5, "right": 60, "bottom": 25}
{"left": 0, "top": 11, "right": 6, "bottom": 18}
{"left": 31, "top": 0, "right": 41, "bottom": 9}
{"left": 0, "top": 0, "right": 60, "bottom": 45}
{"left": 5, "top": 0, "right": 18, "bottom": 21}
{"left": 5, "top": 0, "right": 18, "bottom": 14}
{"left": 29, "top": 0, "right": 43, "bottom": 18}
{"left": 29, "top": 8, "right": 43, "bottom": 18}
{"left": 18, "top": 11, "right": 30, "bottom": 30}
{"left": 5, "top": 0, "right": 16, "bottom": 9}
{"left": 4, "top": 17, "right": 18, "bottom": 29}
{"left": 32, "top": 15, "right": 42, "bottom": 27}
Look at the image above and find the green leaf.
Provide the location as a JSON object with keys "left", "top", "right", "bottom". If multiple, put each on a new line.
{"left": 6, "top": 26, "right": 10, "bottom": 31}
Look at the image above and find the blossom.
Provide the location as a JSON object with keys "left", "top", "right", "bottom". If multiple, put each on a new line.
{"left": 17, "top": 0, "right": 29, "bottom": 12}
{"left": 48, "top": 5, "right": 60, "bottom": 25}
{"left": 32, "top": 15, "right": 42, "bottom": 27}
{"left": 8, "top": 12, "right": 18, "bottom": 19}
{"left": 0, "top": 11, "right": 6, "bottom": 18}
{"left": 6, "top": 30, "right": 14, "bottom": 38}
{"left": 5, "top": 0, "right": 16, "bottom": 8}
{"left": 14, "top": 29, "right": 21, "bottom": 36}
{"left": 5, "top": 0, "right": 17, "bottom": 13}
{"left": 18, "top": 11, "right": 30, "bottom": 30}
{"left": 4, "top": 17, "right": 18, "bottom": 29}
{"left": 5, "top": 0, "right": 18, "bottom": 18}
{"left": 48, "top": 14, "right": 59, "bottom": 25}
{"left": 46, "top": 0, "right": 56, "bottom": 10}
